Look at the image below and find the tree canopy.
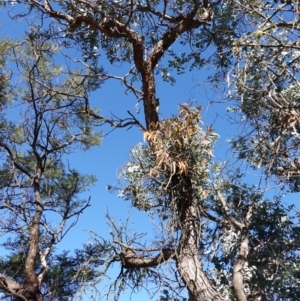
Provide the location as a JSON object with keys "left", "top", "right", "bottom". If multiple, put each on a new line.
{"left": 0, "top": 35, "right": 102, "bottom": 300}
{"left": 0, "top": 1, "right": 300, "bottom": 301}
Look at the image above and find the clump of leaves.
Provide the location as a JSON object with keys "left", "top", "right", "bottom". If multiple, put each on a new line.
{"left": 113, "top": 105, "right": 219, "bottom": 223}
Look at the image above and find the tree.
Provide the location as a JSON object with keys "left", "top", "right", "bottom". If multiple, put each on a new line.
{"left": 228, "top": 1, "right": 300, "bottom": 190}
{"left": 0, "top": 36, "right": 102, "bottom": 300}
{"left": 95, "top": 107, "right": 300, "bottom": 301}
{"left": 1, "top": 1, "right": 300, "bottom": 301}
{"left": 10, "top": 1, "right": 242, "bottom": 300}
{"left": 0, "top": 248, "right": 102, "bottom": 301}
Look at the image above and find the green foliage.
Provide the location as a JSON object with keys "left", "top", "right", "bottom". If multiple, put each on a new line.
{"left": 112, "top": 105, "right": 217, "bottom": 219}
{"left": 52, "top": 0, "right": 245, "bottom": 88}
{"left": 0, "top": 31, "right": 102, "bottom": 301}
{"left": 229, "top": 1, "right": 300, "bottom": 191}
{"left": 0, "top": 247, "right": 102, "bottom": 301}
{"left": 0, "top": 35, "right": 100, "bottom": 241}
{"left": 1, "top": 1, "right": 300, "bottom": 301}
{"left": 108, "top": 102, "right": 300, "bottom": 300}
{"left": 105, "top": 109, "right": 300, "bottom": 301}
{"left": 0, "top": 39, "right": 12, "bottom": 107}
{"left": 210, "top": 196, "right": 300, "bottom": 300}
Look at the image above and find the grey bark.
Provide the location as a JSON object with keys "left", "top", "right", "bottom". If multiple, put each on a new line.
{"left": 176, "top": 179, "right": 227, "bottom": 301}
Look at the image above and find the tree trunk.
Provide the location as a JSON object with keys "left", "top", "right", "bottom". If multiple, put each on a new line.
{"left": 232, "top": 230, "right": 249, "bottom": 301}
{"left": 20, "top": 175, "right": 44, "bottom": 301}
{"left": 177, "top": 182, "right": 227, "bottom": 301}
{"left": 19, "top": 283, "right": 43, "bottom": 301}
{"left": 141, "top": 63, "right": 159, "bottom": 129}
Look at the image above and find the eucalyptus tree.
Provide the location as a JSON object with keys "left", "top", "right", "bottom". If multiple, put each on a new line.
{"left": 3, "top": 0, "right": 300, "bottom": 301}
{"left": 9, "top": 1, "right": 242, "bottom": 300}
{"left": 0, "top": 36, "right": 102, "bottom": 300}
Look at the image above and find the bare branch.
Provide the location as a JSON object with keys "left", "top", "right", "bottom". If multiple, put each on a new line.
{"left": 120, "top": 248, "right": 175, "bottom": 269}
{"left": 216, "top": 189, "right": 245, "bottom": 230}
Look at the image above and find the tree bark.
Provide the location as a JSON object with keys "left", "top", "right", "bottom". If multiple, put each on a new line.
{"left": 120, "top": 248, "right": 174, "bottom": 268}
{"left": 0, "top": 178, "right": 44, "bottom": 301}
{"left": 176, "top": 180, "right": 227, "bottom": 301}
{"left": 0, "top": 273, "right": 42, "bottom": 301}
{"left": 216, "top": 190, "right": 250, "bottom": 301}
{"left": 232, "top": 229, "right": 249, "bottom": 301}
{"left": 140, "top": 63, "right": 159, "bottom": 129}
{"left": 21, "top": 174, "right": 43, "bottom": 301}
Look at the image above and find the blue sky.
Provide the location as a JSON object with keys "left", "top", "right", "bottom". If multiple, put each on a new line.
{"left": 1, "top": 3, "right": 297, "bottom": 301}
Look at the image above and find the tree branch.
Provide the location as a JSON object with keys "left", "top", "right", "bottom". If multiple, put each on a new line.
{"left": 0, "top": 274, "right": 22, "bottom": 291}
{"left": 147, "top": 2, "right": 212, "bottom": 69}
{"left": 198, "top": 204, "right": 231, "bottom": 228}
{"left": 120, "top": 247, "right": 175, "bottom": 269}
{"left": 0, "top": 274, "right": 28, "bottom": 301}
{"left": 216, "top": 189, "right": 245, "bottom": 230}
